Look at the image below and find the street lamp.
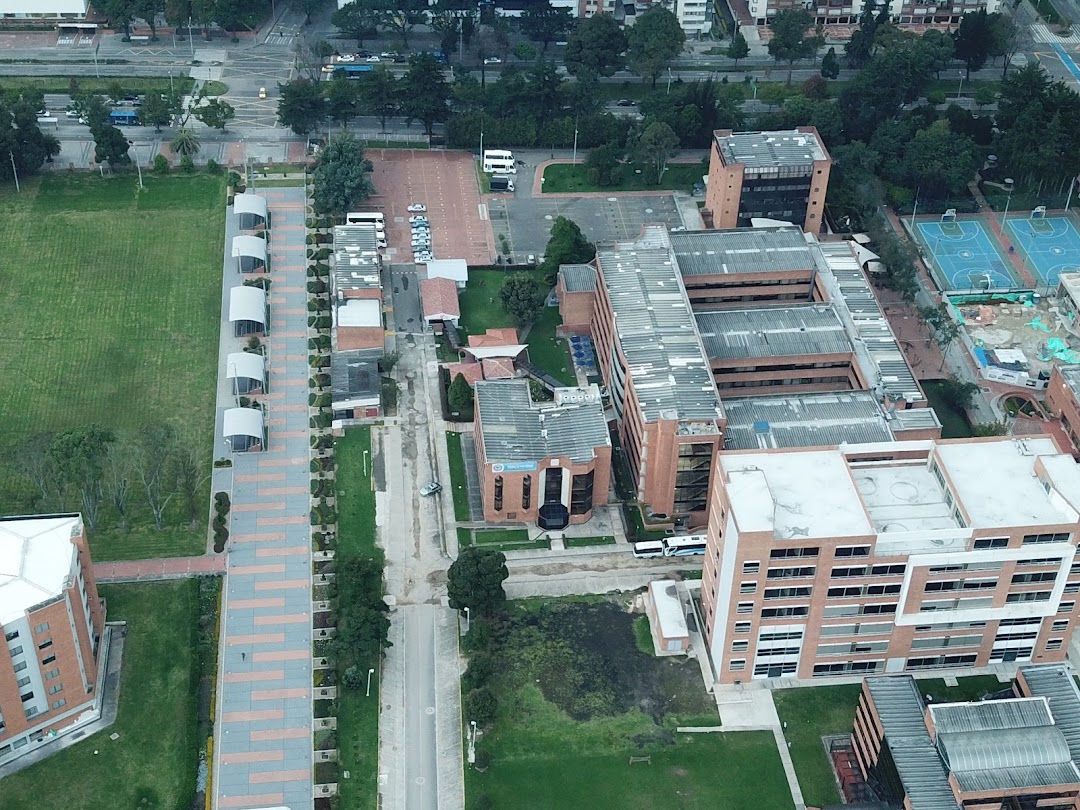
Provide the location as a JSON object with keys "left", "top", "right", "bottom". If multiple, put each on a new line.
{"left": 572, "top": 125, "right": 579, "bottom": 165}
{"left": 957, "top": 69, "right": 965, "bottom": 101}
{"left": 366, "top": 667, "right": 375, "bottom": 697}
{"left": 1001, "top": 178, "right": 1015, "bottom": 228}
{"left": 666, "top": 67, "right": 673, "bottom": 95}
{"left": 362, "top": 449, "right": 369, "bottom": 476}
{"left": 129, "top": 141, "right": 143, "bottom": 190}
{"left": 463, "top": 606, "right": 471, "bottom": 633}
{"left": 9, "top": 151, "right": 19, "bottom": 193}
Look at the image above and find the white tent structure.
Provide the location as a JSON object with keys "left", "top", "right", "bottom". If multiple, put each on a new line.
{"left": 232, "top": 235, "right": 268, "bottom": 273}
{"left": 223, "top": 407, "right": 265, "bottom": 452}
{"left": 233, "top": 193, "right": 268, "bottom": 228}
{"left": 229, "top": 286, "right": 268, "bottom": 336}
{"left": 226, "top": 351, "right": 266, "bottom": 395}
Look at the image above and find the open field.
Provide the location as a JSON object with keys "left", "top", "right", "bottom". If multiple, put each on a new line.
{"left": 446, "top": 432, "right": 471, "bottom": 522}
{"left": 0, "top": 173, "right": 225, "bottom": 560}
{"left": 0, "top": 581, "right": 204, "bottom": 810}
{"left": 0, "top": 76, "right": 199, "bottom": 96}
{"left": 467, "top": 598, "right": 791, "bottom": 809}
{"left": 541, "top": 163, "right": 704, "bottom": 194}
{"left": 774, "top": 674, "right": 1009, "bottom": 807}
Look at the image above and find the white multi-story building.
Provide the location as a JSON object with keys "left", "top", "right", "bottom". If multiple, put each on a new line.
{"left": 744, "top": 0, "right": 999, "bottom": 27}
{"left": 0, "top": 0, "right": 88, "bottom": 18}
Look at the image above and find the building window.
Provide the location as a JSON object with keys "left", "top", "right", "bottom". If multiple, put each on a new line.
{"left": 33, "top": 623, "right": 49, "bottom": 634}
{"left": 521, "top": 475, "right": 532, "bottom": 511}
{"left": 19, "top": 692, "right": 33, "bottom": 702}
{"left": 974, "top": 538, "right": 1009, "bottom": 550}
{"left": 8, "top": 645, "right": 22, "bottom": 656}
{"left": 742, "top": 561, "right": 760, "bottom": 575}
{"left": 24, "top": 708, "right": 38, "bottom": 721}
{"left": 51, "top": 698, "right": 66, "bottom": 710}
{"left": 16, "top": 677, "right": 30, "bottom": 688}
{"left": 493, "top": 476, "right": 503, "bottom": 512}
{"left": 570, "top": 470, "right": 595, "bottom": 515}
{"left": 736, "top": 602, "right": 754, "bottom": 614}
{"left": 740, "top": 582, "right": 757, "bottom": 594}
{"left": 834, "top": 546, "right": 870, "bottom": 558}
{"left": 1047, "top": 639, "right": 1065, "bottom": 650}
{"left": 732, "top": 640, "right": 748, "bottom": 652}
{"left": 763, "top": 587, "right": 812, "bottom": 600}
{"left": 4, "top": 631, "right": 18, "bottom": 642}
{"left": 1007, "top": 591, "right": 1051, "bottom": 603}
{"left": 761, "top": 606, "right": 809, "bottom": 618}
{"left": 41, "top": 655, "right": 56, "bottom": 665}
{"left": 37, "top": 639, "right": 52, "bottom": 650}
{"left": 1024, "top": 533, "right": 1071, "bottom": 545}
{"left": 767, "top": 566, "right": 815, "bottom": 579}
{"left": 13, "top": 661, "right": 26, "bottom": 672}
{"left": 48, "top": 684, "right": 62, "bottom": 695}
{"left": 1012, "top": 572, "right": 1058, "bottom": 585}
{"left": 1060, "top": 602, "right": 1076, "bottom": 614}
{"left": 45, "top": 668, "right": 60, "bottom": 680}
{"left": 734, "top": 621, "right": 752, "bottom": 633}
{"left": 729, "top": 659, "right": 746, "bottom": 671}
{"left": 771, "top": 547, "right": 818, "bottom": 559}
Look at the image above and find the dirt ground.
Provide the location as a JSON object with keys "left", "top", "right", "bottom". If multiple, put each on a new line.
{"left": 504, "top": 599, "right": 713, "bottom": 727}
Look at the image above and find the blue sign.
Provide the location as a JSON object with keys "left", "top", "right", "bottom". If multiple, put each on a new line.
{"left": 491, "top": 461, "right": 538, "bottom": 473}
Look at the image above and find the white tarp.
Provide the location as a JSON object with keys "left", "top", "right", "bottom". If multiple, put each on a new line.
{"left": 225, "top": 352, "right": 266, "bottom": 384}
{"left": 463, "top": 344, "right": 527, "bottom": 359}
{"left": 229, "top": 286, "right": 267, "bottom": 325}
{"left": 426, "top": 258, "right": 468, "bottom": 284}
{"left": 233, "top": 193, "right": 267, "bottom": 219}
{"left": 223, "top": 407, "right": 263, "bottom": 439}
{"left": 232, "top": 235, "right": 267, "bottom": 262}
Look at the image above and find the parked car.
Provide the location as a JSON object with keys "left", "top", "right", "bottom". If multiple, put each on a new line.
{"left": 413, "top": 253, "right": 433, "bottom": 264}
{"left": 259, "top": 87, "right": 267, "bottom": 99}
{"left": 366, "top": 55, "right": 380, "bottom": 62}
{"left": 65, "top": 108, "right": 80, "bottom": 118}
{"left": 337, "top": 53, "right": 356, "bottom": 62}
{"left": 407, "top": 203, "right": 426, "bottom": 213}
{"left": 408, "top": 215, "right": 428, "bottom": 224}
{"left": 420, "top": 481, "right": 442, "bottom": 496}
{"left": 616, "top": 98, "right": 635, "bottom": 107}
{"left": 321, "top": 64, "right": 335, "bottom": 73}
{"left": 483, "top": 57, "right": 501, "bottom": 65}
{"left": 380, "top": 51, "right": 398, "bottom": 59}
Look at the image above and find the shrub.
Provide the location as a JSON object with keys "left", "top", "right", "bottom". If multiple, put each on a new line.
{"left": 464, "top": 687, "right": 498, "bottom": 726}
{"left": 180, "top": 154, "right": 194, "bottom": 173}
{"left": 152, "top": 153, "right": 170, "bottom": 174}
{"left": 205, "top": 158, "right": 222, "bottom": 174}
{"left": 310, "top": 412, "right": 332, "bottom": 429}
{"left": 307, "top": 279, "right": 328, "bottom": 295}
{"left": 214, "top": 491, "right": 231, "bottom": 509}
{"left": 927, "top": 89, "right": 947, "bottom": 105}
{"left": 462, "top": 652, "right": 494, "bottom": 692}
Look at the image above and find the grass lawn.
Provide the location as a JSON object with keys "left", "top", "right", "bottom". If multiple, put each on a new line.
{"left": 335, "top": 426, "right": 381, "bottom": 810}
{"left": 0, "top": 581, "right": 203, "bottom": 810}
{"left": 0, "top": 173, "right": 225, "bottom": 560}
{"left": 457, "top": 268, "right": 547, "bottom": 337}
{"left": 0, "top": 76, "right": 197, "bottom": 97}
{"left": 774, "top": 674, "right": 1013, "bottom": 807}
{"left": 461, "top": 528, "right": 549, "bottom": 551}
{"left": 446, "top": 432, "right": 471, "bottom": 521}
{"left": 468, "top": 599, "right": 788, "bottom": 809}
{"left": 565, "top": 535, "right": 617, "bottom": 547}
{"left": 525, "top": 305, "right": 577, "bottom": 386}
{"left": 541, "top": 162, "right": 705, "bottom": 194}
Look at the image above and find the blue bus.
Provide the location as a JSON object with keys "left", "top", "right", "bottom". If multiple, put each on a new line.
{"left": 109, "top": 110, "right": 141, "bottom": 126}
{"left": 334, "top": 65, "right": 374, "bottom": 79}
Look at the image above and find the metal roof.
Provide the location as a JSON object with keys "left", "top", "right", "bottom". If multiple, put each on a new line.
{"left": 332, "top": 225, "right": 381, "bottom": 293}
{"left": 595, "top": 226, "right": 724, "bottom": 424}
{"left": 233, "top": 192, "right": 267, "bottom": 218}
{"left": 695, "top": 304, "right": 851, "bottom": 361}
{"left": 669, "top": 227, "right": 816, "bottom": 276}
{"left": 330, "top": 351, "right": 380, "bottom": 403}
{"left": 939, "top": 727, "right": 1070, "bottom": 772}
{"left": 1021, "top": 664, "right": 1080, "bottom": 766}
{"left": 716, "top": 129, "right": 826, "bottom": 170}
{"left": 865, "top": 676, "right": 959, "bottom": 810}
{"left": 223, "top": 407, "right": 264, "bottom": 439}
{"left": 225, "top": 351, "right": 265, "bottom": 384}
{"left": 951, "top": 762, "right": 1080, "bottom": 793}
{"left": 931, "top": 697, "right": 1054, "bottom": 735}
{"left": 232, "top": 234, "right": 267, "bottom": 261}
{"left": 475, "top": 379, "right": 610, "bottom": 463}
{"left": 890, "top": 408, "right": 942, "bottom": 431}
{"left": 228, "top": 286, "right": 267, "bottom": 324}
{"left": 559, "top": 263, "right": 597, "bottom": 291}
{"left": 722, "top": 391, "right": 894, "bottom": 450}
{"left": 816, "top": 241, "right": 925, "bottom": 404}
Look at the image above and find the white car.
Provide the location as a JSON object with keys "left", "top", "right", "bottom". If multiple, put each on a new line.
{"left": 420, "top": 481, "right": 442, "bottom": 496}
{"left": 406, "top": 203, "right": 426, "bottom": 213}
{"left": 409, "top": 215, "right": 428, "bottom": 224}
{"left": 483, "top": 57, "right": 501, "bottom": 65}
{"left": 381, "top": 51, "right": 398, "bottom": 59}
{"left": 65, "top": 108, "right": 80, "bottom": 118}
{"left": 413, "top": 254, "right": 433, "bottom": 264}
{"left": 411, "top": 223, "right": 430, "bottom": 232}
{"left": 366, "top": 55, "right": 380, "bottom": 63}
{"left": 337, "top": 54, "right": 356, "bottom": 62}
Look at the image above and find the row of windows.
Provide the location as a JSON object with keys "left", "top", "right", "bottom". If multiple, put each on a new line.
{"left": 925, "top": 578, "right": 997, "bottom": 592}
{"left": 828, "top": 584, "right": 901, "bottom": 598}
{"left": 832, "top": 564, "right": 906, "bottom": 578}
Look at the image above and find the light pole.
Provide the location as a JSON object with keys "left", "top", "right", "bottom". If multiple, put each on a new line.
{"left": 362, "top": 449, "right": 369, "bottom": 476}
{"left": 187, "top": 17, "right": 195, "bottom": 57}
{"left": 957, "top": 69, "right": 964, "bottom": 100}
{"left": 129, "top": 141, "right": 143, "bottom": 189}
{"left": 366, "top": 667, "right": 375, "bottom": 697}
{"left": 463, "top": 606, "right": 471, "bottom": 633}
{"left": 1001, "top": 178, "right": 1014, "bottom": 228}
{"left": 572, "top": 125, "right": 579, "bottom": 165}
{"left": 666, "top": 67, "right": 673, "bottom": 95}
{"left": 909, "top": 186, "right": 919, "bottom": 230}
{"left": 9, "top": 151, "right": 19, "bottom": 193}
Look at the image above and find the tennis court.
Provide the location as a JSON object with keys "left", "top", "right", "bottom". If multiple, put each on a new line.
{"left": 1004, "top": 215, "right": 1080, "bottom": 287}
{"left": 914, "top": 219, "right": 1020, "bottom": 291}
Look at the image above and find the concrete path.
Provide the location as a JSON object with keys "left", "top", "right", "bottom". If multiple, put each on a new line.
{"left": 212, "top": 185, "right": 314, "bottom": 810}
{"left": 94, "top": 555, "right": 227, "bottom": 582}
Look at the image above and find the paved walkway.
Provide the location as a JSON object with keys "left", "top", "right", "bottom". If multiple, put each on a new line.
{"left": 94, "top": 555, "right": 227, "bottom": 582}
{"left": 212, "top": 185, "right": 314, "bottom": 810}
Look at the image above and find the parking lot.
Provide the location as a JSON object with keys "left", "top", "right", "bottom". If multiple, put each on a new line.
{"left": 487, "top": 194, "right": 685, "bottom": 261}
{"left": 368, "top": 150, "right": 495, "bottom": 266}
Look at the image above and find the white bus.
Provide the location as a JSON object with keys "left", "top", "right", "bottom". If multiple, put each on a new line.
{"left": 632, "top": 540, "right": 666, "bottom": 559}
{"left": 345, "top": 211, "right": 385, "bottom": 230}
{"left": 482, "top": 149, "right": 516, "bottom": 175}
{"left": 663, "top": 535, "right": 708, "bottom": 557}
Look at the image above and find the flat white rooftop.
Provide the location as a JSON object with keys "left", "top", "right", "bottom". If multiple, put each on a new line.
{"left": 852, "top": 463, "right": 956, "bottom": 532}
{"left": 0, "top": 515, "right": 79, "bottom": 626}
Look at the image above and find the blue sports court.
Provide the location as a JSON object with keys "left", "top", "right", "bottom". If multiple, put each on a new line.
{"left": 1004, "top": 215, "right": 1080, "bottom": 287}
{"left": 915, "top": 219, "right": 1020, "bottom": 291}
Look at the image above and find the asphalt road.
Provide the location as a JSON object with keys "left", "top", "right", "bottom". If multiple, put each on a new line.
{"left": 403, "top": 605, "right": 439, "bottom": 810}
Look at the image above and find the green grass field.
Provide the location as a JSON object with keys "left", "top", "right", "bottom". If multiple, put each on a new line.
{"left": 446, "top": 432, "right": 472, "bottom": 522}
{"left": 0, "top": 76, "right": 197, "bottom": 97}
{"left": 525, "top": 305, "right": 577, "bottom": 386}
{"left": 0, "top": 581, "right": 203, "bottom": 810}
{"left": 0, "top": 174, "right": 225, "bottom": 560}
{"left": 774, "top": 674, "right": 1010, "bottom": 807}
{"left": 334, "top": 426, "right": 381, "bottom": 810}
{"left": 541, "top": 162, "right": 705, "bottom": 194}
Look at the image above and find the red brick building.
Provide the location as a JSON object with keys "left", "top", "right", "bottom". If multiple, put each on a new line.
{"left": 0, "top": 514, "right": 105, "bottom": 763}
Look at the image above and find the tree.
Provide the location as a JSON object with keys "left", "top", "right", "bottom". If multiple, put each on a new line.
{"left": 917, "top": 29, "right": 955, "bottom": 79}
{"left": 171, "top": 128, "right": 201, "bottom": 157}
{"left": 447, "top": 546, "right": 509, "bottom": 616}
{"left": 295, "top": 0, "right": 325, "bottom": 25}
{"left": 358, "top": 68, "right": 399, "bottom": 132}
{"left": 768, "top": 9, "right": 822, "bottom": 85}
{"left": 636, "top": 120, "right": 679, "bottom": 183}
{"left": 954, "top": 8, "right": 992, "bottom": 78}
{"left": 974, "top": 84, "right": 996, "bottom": 108}
{"left": 325, "top": 77, "right": 360, "bottom": 130}
{"left": 627, "top": 6, "right": 685, "bottom": 87}
{"left": 902, "top": 119, "right": 977, "bottom": 198}
{"left": 820, "top": 46, "right": 840, "bottom": 79}
{"left": 139, "top": 92, "right": 174, "bottom": 131}
{"left": 919, "top": 303, "right": 962, "bottom": 369}
{"left": 499, "top": 273, "right": 546, "bottom": 325}
{"left": 541, "top": 215, "right": 595, "bottom": 277}
{"left": 519, "top": 2, "right": 572, "bottom": 52}
{"left": 133, "top": 422, "right": 177, "bottom": 530}
{"left": 90, "top": 123, "right": 131, "bottom": 165}
{"left": 132, "top": 0, "right": 162, "bottom": 39}
{"left": 102, "top": 0, "right": 135, "bottom": 39}
{"left": 277, "top": 78, "right": 327, "bottom": 135}
{"left": 937, "top": 375, "right": 980, "bottom": 412}
{"left": 584, "top": 142, "right": 622, "bottom": 186}
{"left": 332, "top": 0, "right": 381, "bottom": 47}
{"left": 379, "top": 0, "right": 427, "bottom": 47}
{"left": 447, "top": 373, "right": 474, "bottom": 414}
{"left": 987, "top": 11, "right": 1019, "bottom": 77}
{"left": 166, "top": 429, "right": 207, "bottom": 526}
{"left": 513, "top": 42, "right": 538, "bottom": 63}
{"left": 312, "top": 133, "right": 375, "bottom": 216}
{"left": 10, "top": 433, "right": 61, "bottom": 512}
{"left": 49, "top": 425, "right": 115, "bottom": 531}
{"left": 464, "top": 686, "right": 498, "bottom": 726}
{"left": 402, "top": 54, "right": 451, "bottom": 136}
{"left": 164, "top": 0, "right": 191, "bottom": 35}
{"left": 726, "top": 31, "right": 750, "bottom": 70}
{"left": 565, "top": 13, "right": 627, "bottom": 79}
{"left": 192, "top": 98, "right": 235, "bottom": 131}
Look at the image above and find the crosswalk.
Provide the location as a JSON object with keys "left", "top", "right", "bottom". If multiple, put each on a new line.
{"left": 1032, "top": 23, "right": 1080, "bottom": 45}
{"left": 264, "top": 32, "right": 294, "bottom": 46}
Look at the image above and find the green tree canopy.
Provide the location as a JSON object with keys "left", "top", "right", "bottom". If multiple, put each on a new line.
{"left": 277, "top": 78, "right": 326, "bottom": 135}
{"left": 767, "top": 9, "right": 823, "bottom": 85}
{"left": 447, "top": 546, "right": 509, "bottom": 616}
{"left": 171, "top": 128, "right": 201, "bottom": 157}
{"left": 542, "top": 215, "right": 595, "bottom": 274}
{"left": 358, "top": 67, "right": 400, "bottom": 131}
{"left": 312, "top": 133, "right": 375, "bottom": 216}
{"left": 331, "top": 0, "right": 381, "bottom": 46}
{"left": 448, "top": 373, "right": 474, "bottom": 414}
{"left": 49, "top": 425, "right": 115, "bottom": 530}
{"left": 902, "top": 119, "right": 977, "bottom": 198}
{"left": 325, "top": 76, "right": 360, "bottom": 129}
{"left": 519, "top": 1, "right": 573, "bottom": 51}
{"left": 90, "top": 122, "right": 132, "bottom": 166}
{"left": 953, "top": 8, "right": 991, "bottom": 78}
{"left": 192, "top": 97, "right": 235, "bottom": 131}
{"left": 726, "top": 31, "right": 749, "bottom": 69}
{"left": 626, "top": 6, "right": 685, "bottom": 87}
{"left": 636, "top": 120, "right": 679, "bottom": 183}
{"left": 565, "top": 13, "right": 627, "bottom": 78}
{"left": 820, "top": 46, "right": 840, "bottom": 79}
{"left": 402, "top": 54, "right": 452, "bottom": 136}
{"left": 499, "top": 274, "right": 546, "bottom": 325}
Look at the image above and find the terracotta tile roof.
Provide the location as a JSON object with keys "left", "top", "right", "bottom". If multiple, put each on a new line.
{"left": 468, "top": 327, "right": 518, "bottom": 347}
{"left": 447, "top": 362, "right": 484, "bottom": 386}
{"left": 481, "top": 357, "right": 516, "bottom": 379}
{"left": 419, "top": 276, "right": 460, "bottom": 320}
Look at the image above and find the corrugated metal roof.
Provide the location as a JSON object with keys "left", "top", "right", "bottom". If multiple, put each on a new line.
{"left": 722, "top": 391, "right": 894, "bottom": 450}
{"left": 939, "top": 727, "right": 1070, "bottom": 773}
{"left": 1021, "top": 664, "right": 1080, "bottom": 765}
{"left": 891, "top": 408, "right": 942, "bottom": 431}
{"left": 931, "top": 697, "right": 1054, "bottom": 734}
{"left": 475, "top": 379, "right": 610, "bottom": 463}
{"left": 332, "top": 225, "right": 381, "bottom": 293}
{"left": 559, "top": 263, "right": 596, "bottom": 292}
{"left": 596, "top": 226, "right": 724, "bottom": 424}
{"left": 695, "top": 304, "right": 850, "bottom": 360}
{"left": 669, "top": 227, "right": 815, "bottom": 276}
{"left": 865, "top": 676, "right": 959, "bottom": 810}
{"left": 952, "top": 762, "right": 1080, "bottom": 792}
{"left": 331, "top": 351, "right": 380, "bottom": 400}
